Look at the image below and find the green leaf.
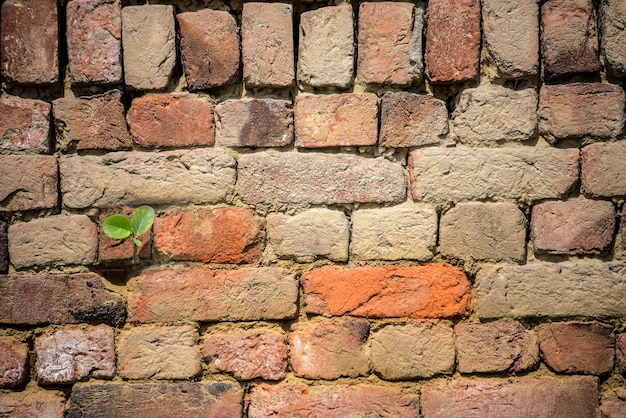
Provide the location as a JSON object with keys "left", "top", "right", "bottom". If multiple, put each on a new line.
{"left": 131, "top": 205, "right": 155, "bottom": 236}
{"left": 102, "top": 215, "right": 132, "bottom": 239}
{"left": 132, "top": 237, "right": 142, "bottom": 247}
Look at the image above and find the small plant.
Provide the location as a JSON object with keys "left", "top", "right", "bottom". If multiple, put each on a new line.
{"left": 102, "top": 205, "right": 155, "bottom": 264}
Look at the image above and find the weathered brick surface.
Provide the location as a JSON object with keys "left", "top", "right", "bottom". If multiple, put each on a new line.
{"left": 301, "top": 264, "right": 471, "bottom": 319}
{"left": 0, "top": 337, "right": 28, "bottom": 388}
{"left": 0, "top": 155, "right": 58, "bottom": 211}
{"left": 582, "top": 141, "right": 626, "bottom": 197}
{"left": 177, "top": 9, "right": 240, "bottom": 90}
{"left": 602, "top": 388, "right": 626, "bottom": 418}
{"left": 600, "top": 0, "right": 626, "bottom": 76}
{"left": 98, "top": 207, "right": 150, "bottom": 262}
{"left": 289, "top": 319, "right": 370, "bottom": 380}
{"left": 0, "top": 220, "right": 7, "bottom": 274}
{"left": 127, "top": 94, "right": 215, "bottom": 148}
{"left": 298, "top": 4, "right": 354, "bottom": 88}
{"left": 371, "top": 322, "right": 455, "bottom": 380}
{"left": 455, "top": 322, "right": 539, "bottom": 374}
{"left": 60, "top": 148, "right": 236, "bottom": 209}
{"left": 67, "top": 0, "right": 122, "bottom": 85}
{"left": 618, "top": 333, "right": 626, "bottom": 374}
{"left": 266, "top": 208, "right": 349, "bottom": 262}
{"left": 128, "top": 267, "right": 297, "bottom": 323}
{"left": 0, "top": 391, "right": 65, "bottom": 418}
{"left": 36, "top": 325, "right": 115, "bottom": 384}
{"left": 0, "top": 97, "right": 51, "bottom": 154}
{"left": 154, "top": 207, "right": 264, "bottom": 264}
{"left": 242, "top": 3, "right": 294, "bottom": 87}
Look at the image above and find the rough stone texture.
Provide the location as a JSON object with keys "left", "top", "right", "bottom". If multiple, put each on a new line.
{"left": 289, "top": 319, "right": 370, "bottom": 380}
{"left": 421, "top": 376, "right": 599, "bottom": 418}
{"left": 267, "top": 208, "right": 349, "bottom": 262}
{"left": 0, "top": 155, "right": 58, "bottom": 211}
{"left": 69, "top": 382, "right": 243, "bottom": 417}
{"left": 476, "top": 262, "right": 626, "bottom": 319}
{"left": 408, "top": 147, "right": 579, "bottom": 208}
{"left": 128, "top": 267, "right": 298, "bottom": 323}
{"left": 370, "top": 322, "right": 455, "bottom": 380}
{"left": 60, "top": 148, "right": 236, "bottom": 209}
{"left": 98, "top": 207, "right": 151, "bottom": 262}
{"left": 618, "top": 333, "right": 626, "bottom": 374}
{"left": 439, "top": 203, "right": 527, "bottom": 262}
{"left": 301, "top": 264, "right": 471, "bottom": 319}
{"left": 216, "top": 99, "right": 292, "bottom": 148}
{"left": 0, "top": 97, "right": 51, "bottom": 154}
{"left": 237, "top": 152, "right": 405, "bottom": 205}
{"left": 455, "top": 322, "right": 539, "bottom": 373}
{"left": 538, "top": 322, "right": 615, "bottom": 375}
{"left": 0, "top": 273, "right": 125, "bottom": 325}
{"left": 298, "top": 4, "right": 354, "bottom": 88}
{"left": 242, "top": 2, "right": 294, "bottom": 87}
{"left": 531, "top": 199, "right": 616, "bottom": 255}
{"left": 453, "top": 85, "right": 538, "bottom": 144}
{"left": 118, "top": 325, "right": 201, "bottom": 380}
{"left": 602, "top": 388, "right": 626, "bottom": 418}
{"left": 426, "top": 0, "right": 480, "bottom": 83}
{"left": 582, "top": 141, "right": 626, "bottom": 197}
{"left": 0, "top": 0, "right": 58, "bottom": 85}
{"left": 203, "top": 327, "right": 287, "bottom": 380}
{"left": 0, "top": 391, "right": 65, "bottom": 418}
{"left": 127, "top": 94, "right": 215, "bottom": 148}
{"left": 53, "top": 90, "right": 132, "bottom": 151}
{"left": 154, "top": 207, "right": 264, "bottom": 264}
{"left": 0, "top": 220, "right": 7, "bottom": 274}
{"left": 67, "top": 0, "right": 122, "bottom": 85}
{"left": 482, "top": 0, "right": 539, "bottom": 78}
{"left": 177, "top": 9, "right": 240, "bottom": 90}
{"left": 357, "top": 2, "right": 422, "bottom": 86}
{"left": 541, "top": 0, "right": 601, "bottom": 79}
{"left": 351, "top": 203, "right": 437, "bottom": 261}
{"left": 379, "top": 92, "right": 448, "bottom": 147}
{"left": 600, "top": 0, "right": 626, "bottom": 77}
{"left": 0, "top": 337, "right": 28, "bottom": 388}
{"left": 35, "top": 325, "right": 115, "bottom": 384}
{"left": 122, "top": 5, "right": 176, "bottom": 90}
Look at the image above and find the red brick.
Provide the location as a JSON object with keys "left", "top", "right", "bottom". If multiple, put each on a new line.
{"left": 600, "top": 0, "right": 626, "bottom": 77}
{"left": 0, "top": 0, "right": 58, "bottom": 85}
{"left": 602, "top": 388, "right": 626, "bottom": 418}
{"left": 582, "top": 141, "right": 626, "bottom": 198}
{"left": 128, "top": 267, "right": 297, "bottom": 323}
{"left": 67, "top": 0, "right": 122, "bottom": 85}
{"left": 0, "top": 155, "right": 57, "bottom": 212}
{"left": 0, "top": 97, "right": 51, "bottom": 154}
{"left": 178, "top": 9, "right": 240, "bottom": 90}
{"left": 301, "top": 264, "right": 471, "bottom": 319}
{"left": 426, "top": 0, "right": 480, "bottom": 83}
{"left": 0, "top": 337, "right": 28, "bottom": 388}
{"left": 98, "top": 207, "right": 150, "bottom": 263}
{"left": 616, "top": 333, "right": 626, "bottom": 374}
{"left": 0, "top": 220, "right": 7, "bottom": 273}
{"left": 0, "top": 391, "right": 65, "bottom": 418}
{"left": 127, "top": 94, "right": 214, "bottom": 148}
{"left": 203, "top": 327, "right": 287, "bottom": 380}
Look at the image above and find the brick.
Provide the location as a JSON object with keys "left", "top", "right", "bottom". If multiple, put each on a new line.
{"left": 67, "top": 0, "right": 122, "bottom": 85}
{"left": 600, "top": 0, "right": 626, "bottom": 77}
{"left": 242, "top": 3, "right": 294, "bottom": 87}
{"left": 98, "top": 207, "right": 150, "bottom": 263}
{"left": 122, "top": 5, "right": 175, "bottom": 90}
{"left": 602, "top": 388, "right": 626, "bottom": 418}
{"left": 216, "top": 99, "right": 292, "bottom": 148}
{"left": 440, "top": 203, "right": 527, "bottom": 262}
{"left": 248, "top": 383, "right": 420, "bottom": 418}
{"left": 128, "top": 267, "right": 297, "bottom": 323}
{"left": 0, "top": 97, "right": 51, "bottom": 154}
{"left": 302, "top": 264, "right": 471, "bottom": 319}
{"left": 154, "top": 207, "right": 264, "bottom": 264}
{"left": 0, "top": 155, "right": 57, "bottom": 211}
{"left": 379, "top": 92, "right": 448, "bottom": 148}
{"left": 482, "top": 0, "right": 539, "bottom": 78}
{"left": 618, "top": 333, "right": 626, "bottom": 374}
{"left": 35, "top": 325, "right": 115, "bottom": 384}
{"left": 0, "top": 337, "right": 28, "bottom": 388}
{"left": 421, "top": 376, "right": 598, "bottom": 418}
{"left": 538, "top": 322, "right": 614, "bottom": 375}
{"left": 60, "top": 148, "right": 235, "bottom": 209}
{"left": 267, "top": 208, "right": 349, "bottom": 262}
{"left": 118, "top": 325, "right": 201, "bottom": 380}
{"left": 409, "top": 147, "right": 579, "bottom": 209}
{"left": 289, "top": 319, "right": 370, "bottom": 380}
{"left": 237, "top": 152, "right": 405, "bottom": 205}
{"left": 351, "top": 203, "right": 437, "bottom": 261}
{"left": 0, "top": 273, "right": 125, "bottom": 325}
{"left": 476, "top": 262, "right": 626, "bottom": 319}
{"left": 0, "top": 220, "right": 7, "bottom": 273}
{"left": 371, "top": 322, "right": 455, "bottom": 380}
{"left": 455, "top": 322, "right": 539, "bottom": 373}
{"left": 53, "top": 90, "right": 132, "bottom": 151}
{"left": 582, "top": 141, "right": 626, "bottom": 197}
{"left": 127, "top": 94, "right": 214, "bottom": 148}
{"left": 294, "top": 93, "right": 378, "bottom": 148}
{"left": 541, "top": 0, "right": 601, "bottom": 79}
{"left": 531, "top": 200, "right": 615, "bottom": 255}
{"left": 69, "top": 382, "right": 243, "bottom": 417}
{"left": 298, "top": 4, "right": 354, "bottom": 88}
{"left": 0, "top": 391, "right": 65, "bottom": 418}
{"left": 203, "top": 327, "right": 287, "bottom": 380}
{"left": 539, "top": 83, "right": 625, "bottom": 142}
{"left": 0, "top": 0, "right": 58, "bottom": 85}
{"left": 452, "top": 85, "right": 538, "bottom": 144}
{"left": 426, "top": 0, "right": 480, "bottom": 83}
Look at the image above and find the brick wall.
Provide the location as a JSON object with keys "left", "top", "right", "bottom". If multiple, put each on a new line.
{"left": 1, "top": 0, "right": 625, "bottom": 416}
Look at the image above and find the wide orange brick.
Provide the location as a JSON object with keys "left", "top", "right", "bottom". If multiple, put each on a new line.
{"left": 0, "top": 337, "right": 28, "bottom": 388}
{"left": 98, "top": 207, "right": 151, "bottom": 263}
{"left": 0, "top": 97, "right": 51, "bottom": 154}
{"left": 0, "top": 155, "right": 58, "bottom": 212}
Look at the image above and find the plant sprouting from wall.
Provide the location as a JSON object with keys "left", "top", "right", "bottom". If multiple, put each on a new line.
{"left": 102, "top": 205, "right": 155, "bottom": 264}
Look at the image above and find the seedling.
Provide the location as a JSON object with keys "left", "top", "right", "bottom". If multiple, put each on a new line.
{"left": 102, "top": 205, "right": 155, "bottom": 264}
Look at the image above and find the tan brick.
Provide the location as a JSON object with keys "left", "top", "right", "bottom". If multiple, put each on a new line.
{"left": 600, "top": 0, "right": 626, "bottom": 77}
{"left": 0, "top": 97, "right": 51, "bottom": 154}
{"left": 618, "top": 333, "right": 626, "bottom": 374}
{"left": 0, "top": 337, "right": 28, "bottom": 388}
{"left": 0, "top": 391, "right": 65, "bottom": 418}
{"left": 582, "top": 141, "right": 626, "bottom": 198}
{"left": 0, "top": 155, "right": 58, "bottom": 212}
